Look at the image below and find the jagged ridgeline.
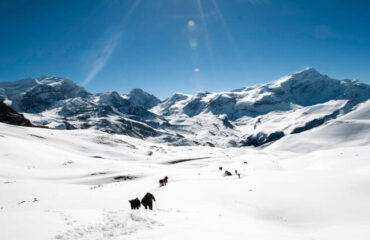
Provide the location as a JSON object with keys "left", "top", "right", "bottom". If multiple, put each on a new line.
{"left": 1, "top": 68, "right": 369, "bottom": 147}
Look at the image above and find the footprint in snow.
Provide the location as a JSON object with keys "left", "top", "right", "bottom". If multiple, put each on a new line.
{"left": 53, "top": 210, "right": 162, "bottom": 240}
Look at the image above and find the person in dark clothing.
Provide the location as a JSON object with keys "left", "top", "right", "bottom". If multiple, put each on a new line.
{"left": 129, "top": 198, "right": 141, "bottom": 210}
{"left": 141, "top": 192, "right": 156, "bottom": 210}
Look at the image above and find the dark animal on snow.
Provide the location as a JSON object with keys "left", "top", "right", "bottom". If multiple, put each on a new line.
{"left": 129, "top": 198, "right": 141, "bottom": 210}
{"left": 224, "top": 170, "right": 232, "bottom": 176}
{"left": 159, "top": 176, "right": 168, "bottom": 187}
{"left": 243, "top": 161, "right": 248, "bottom": 164}
{"left": 219, "top": 167, "right": 223, "bottom": 171}
{"left": 141, "top": 192, "right": 156, "bottom": 210}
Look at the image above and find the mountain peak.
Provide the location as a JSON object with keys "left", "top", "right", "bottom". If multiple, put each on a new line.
{"left": 292, "top": 67, "right": 322, "bottom": 77}
{"left": 272, "top": 67, "right": 325, "bottom": 87}
{"left": 129, "top": 88, "right": 146, "bottom": 95}
{"left": 168, "top": 92, "right": 190, "bottom": 100}
{"left": 128, "top": 88, "right": 161, "bottom": 109}
{"left": 36, "top": 75, "right": 67, "bottom": 83}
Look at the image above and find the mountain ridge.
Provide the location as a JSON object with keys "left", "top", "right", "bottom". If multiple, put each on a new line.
{"left": 1, "top": 68, "right": 369, "bottom": 147}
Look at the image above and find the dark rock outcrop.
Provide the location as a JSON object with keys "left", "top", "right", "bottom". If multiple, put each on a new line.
{"left": 240, "top": 131, "right": 285, "bottom": 147}
{"left": 0, "top": 102, "right": 33, "bottom": 127}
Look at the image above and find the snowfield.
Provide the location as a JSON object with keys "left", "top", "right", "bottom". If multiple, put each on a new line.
{"left": 1, "top": 100, "right": 370, "bottom": 240}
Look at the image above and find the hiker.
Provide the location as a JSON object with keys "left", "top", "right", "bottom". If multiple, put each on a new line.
{"left": 235, "top": 170, "right": 238, "bottom": 175}
{"left": 141, "top": 192, "right": 156, "bottom": 210}
{"left": 237, "top": 173, "right": 241, "bottom": 179}
{"left": 159, "top": 176, "right": 168, "bottom": 187}
{"left": 129, "top": 198, "right": 141, "bottom": 210}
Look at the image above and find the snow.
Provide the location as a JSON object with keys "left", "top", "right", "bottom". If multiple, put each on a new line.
{"left": 1, "top": 100, "right": 370, "bottom": 240}
{"left": 3, "top": 98, "right": 12, "bottom": 106}
{"left": 1, "top": 69, "right": 370, "bottom": 239}
{"left": 268, "top": 100, "right": 370, "bottom": 152}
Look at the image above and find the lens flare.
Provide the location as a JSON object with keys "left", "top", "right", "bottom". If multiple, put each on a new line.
{"left": 189, "top": 39, "right": 198, "bottom": 49}
{"left": 186, "top": 19, "right": 197, "bottom": 31}
{"left": 196, "top": 0, "right": 212, "bottom": 57}
{"left": 194, "top": 67, "right": 200, "bottom": 72}
{"left": 188, "top": 20, "right": 195, "bottom": 27}
{"left": 196, "top": 0, "right": 215, "bottom": 77}
{"left": 211, "top": 0, "right": 244, "bottom": 62}
{"left": 82, "top": 0, "right": 141, "bottom": 86}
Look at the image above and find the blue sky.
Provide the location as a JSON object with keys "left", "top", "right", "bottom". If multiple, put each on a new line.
{"left": 0, "top": 0, "right": 369, "bottom": 99}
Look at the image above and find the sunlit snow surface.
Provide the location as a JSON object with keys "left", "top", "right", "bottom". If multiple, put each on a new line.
{"left": 1, "top": 101, "right": 370, "bottom": 240}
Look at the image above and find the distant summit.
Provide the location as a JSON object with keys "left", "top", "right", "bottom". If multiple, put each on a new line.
{"left": 128, "top": 88, "right": 161, "bottom": 109}
{"left": 0, "top": 76, "right": 89, "bottom": 112}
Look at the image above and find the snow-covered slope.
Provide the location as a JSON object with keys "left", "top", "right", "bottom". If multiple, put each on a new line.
{"left": 0, "top": 110, "right": 369, "bottom": 239}
{"left": 268, "top": 99, "right": 370, "bottom": 152}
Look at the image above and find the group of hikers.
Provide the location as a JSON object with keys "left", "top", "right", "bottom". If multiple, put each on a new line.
{"left": 129, "top": 164, "right": 245, "bottom": 210}
{"left": 219, "top": 166, "right": 241, "bottom": 178}
{"left": 129, "top": 176, "right": 168, "bottom": 210}
{"left": 129, "top": 192, "right": 156, "bottom": 210}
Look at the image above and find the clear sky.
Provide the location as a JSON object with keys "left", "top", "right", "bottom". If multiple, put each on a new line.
{"left": 0, "top": 0, "right": 369, "bottom": 99}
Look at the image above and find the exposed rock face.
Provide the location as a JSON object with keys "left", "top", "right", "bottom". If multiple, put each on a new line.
{"left": 0, "top": 102, "right": 33, "bottom": 127}
{"left": 240, "top": 131, "right": 285, "bottom": 147}
{"left": 290, "top": 101, "right": 356, "bottom": 134}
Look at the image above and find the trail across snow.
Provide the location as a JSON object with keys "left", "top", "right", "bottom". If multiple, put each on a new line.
{"left": 54, "top": 210, "right": 161, "bottom": 240}
{"left": 1, "top": 101, "right": 370, "bottom": 240}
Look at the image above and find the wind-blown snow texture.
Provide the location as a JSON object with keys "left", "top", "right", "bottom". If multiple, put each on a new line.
{"left": 1, "top": 68, "right": 369, "bottom": 147}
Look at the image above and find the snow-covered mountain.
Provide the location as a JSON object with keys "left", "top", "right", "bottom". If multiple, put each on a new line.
{"left": 0, "top": 75, "right": 89, "bottom": 113}
{"left": 0, "top": 76, "right": 171, "bottom": 139}
{"left": 127, "top": 88, "right": 161, "bottom": 109}
{"left": 0, "top": 68, "right": 369, "bottom": 147}
{"left": 150, "top": 68, "right": 370, "bottom": 146}
{"left": 153, "top": 68, "right": 369, "bottom": 118}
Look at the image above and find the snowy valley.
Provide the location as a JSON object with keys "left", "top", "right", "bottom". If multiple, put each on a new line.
{"left": 1, "top": 68, "right": 370, "bottom": 239}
